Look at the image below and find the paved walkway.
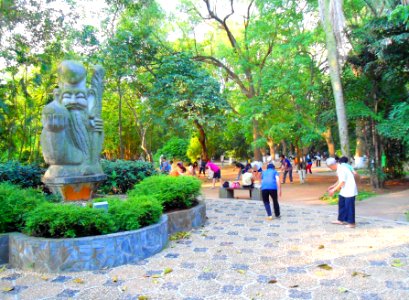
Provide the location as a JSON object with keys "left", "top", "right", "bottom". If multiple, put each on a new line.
{"left": 1, "top": 198, "right": 408, "bottom": 300}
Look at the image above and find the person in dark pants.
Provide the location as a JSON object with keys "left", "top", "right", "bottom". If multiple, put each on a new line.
{"left": 198, "top": 157, "right": 206, "bottom": 177}
{"left": 261, "top": 163, "right": 282, "bottom": 220}
{"left": 280, "top": 154, "right": 293, "bottom": 183}
{"left": 326, "top": 157, "right": 358, "bottom": 228}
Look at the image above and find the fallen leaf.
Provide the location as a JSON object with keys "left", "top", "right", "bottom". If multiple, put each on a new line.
{"left": 338, "top": 287, "right": 348, "bottom": 293}
{"left": 290, "top": 285, "right": 299, "bottom": 288}
{"left": 73, "top": 278, "right": 85, "bottom": 284}
{"left": 203, "top": 267, "right": 212, "bottom": 272}
{"left": 0, "top": 266, "right": 6, "bottom": 273}
{"left": 314, "top": 270, "right": 326, "bottom": 277}
{"left": 318, "top": 245, "right": 325, "bottom": 249}
{"left": 352, "top": 271, "right": 370, "bottom": 278}
{"left": 268, "top": 279, "right": 277, "bottom": 284}
{"left": 138, "top": 296, "right": 149, "bottom": 300}
{"left": 317, "top": 264, "right": 333, "bottom": 271}
{"left": 153, "top": 279, "right": 159, "bottom": 284}
{"left": 391, "top": 259, "right": 404, "bottom": 267}
{"left": 112, "top": 276, "right": 118, "bottom": 282}
{"left": 121, "top": 286, "right": 127, "bottom": 292}
{"left": 163, "top": 268, "right": 173, "bottom": 275}
{"left": 2, "top": 286, "right": 14, "bottom": 292}
{"left": 237, "top": 269, "right": 246, "bottom": 274}
{"left": 151, "top": 274, "right": 161, "bottom": 278}
{"left": 40, "top": 275, "right": 49, "bottom": 281}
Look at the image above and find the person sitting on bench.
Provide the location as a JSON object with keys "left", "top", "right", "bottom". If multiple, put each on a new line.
{"left": 241, "top": 168, "right": 254, "bottom": 188}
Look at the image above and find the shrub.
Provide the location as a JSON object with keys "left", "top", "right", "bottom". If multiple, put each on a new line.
{"left": 100, "top": 159, "right": 157, "bottom": 194}
{"left": 107, "top": 196, "right": 162, "bottom": 231}
{"left": 128, "top": 175, "right": 201, "bottom": 211}
{"left": 0, "top": 161, "right": 45, "bottom": 189}
{"left": 24, "top": 203, "right": 116, "bottom": 238}
{"left": 0, "top": 182, "right": 46, "bottom": 233}
{"left": 154, "top": 138, "right": 189, "bottom": 165}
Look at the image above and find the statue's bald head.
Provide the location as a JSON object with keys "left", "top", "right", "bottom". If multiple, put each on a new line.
{"left": 58, "top": 60, "right": 86, "bottom": 90}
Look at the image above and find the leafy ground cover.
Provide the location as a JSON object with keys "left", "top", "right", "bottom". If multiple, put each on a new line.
{"left": 320, "top": 190, "right": 377, "bottom": 205}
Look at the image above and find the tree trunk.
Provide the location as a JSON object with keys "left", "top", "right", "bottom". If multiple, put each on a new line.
{"left": 267, "top": 137, "right": 275, "bottom": 160}
{"left": 319, "top": 0, "right": 350, "bottom": 157}
{"left": 117, "top": 79, "right": 124, "bottom": 159}
{"left": 322, "top": 127, "right": 335, "bottom": 157}
{"left": 252, "top": 118, "right": 262, "bottom": 161}
{"left": 281, "top": 140, "right": 287, "bottom": 156}
{"left": 355, "top": 119, "right": 366, "bottom": 168}
{"left": 140, "top": 127, "right": 153, "bottom": 162}
{"left": 194, "top": 119, "right": 209, "bottom": 161}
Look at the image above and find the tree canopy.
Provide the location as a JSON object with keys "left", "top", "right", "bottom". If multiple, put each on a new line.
{"left": 0, "top": 0, "right": 408, "bottom": 187}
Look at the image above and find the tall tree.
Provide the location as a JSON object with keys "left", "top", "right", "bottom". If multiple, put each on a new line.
{"left": 149, "top": 53, "right": 228, "bottom": 161}
{"left": 180, "top": 0, "right": 305, "bottom": 160}
{"left": 318, "top": 0, "right": 350, "bottom": 157}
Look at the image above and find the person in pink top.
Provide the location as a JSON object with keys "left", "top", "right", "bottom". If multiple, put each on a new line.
{"left": 206, "top": 161, "right": 221, "bottom": 188}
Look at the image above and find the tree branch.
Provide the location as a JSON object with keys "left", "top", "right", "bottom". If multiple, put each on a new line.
{"left": 194, "top": 55, "right": 250, "bottom": 97}
{"left": 202, "top": 0, "right": 241, "bottom": 54}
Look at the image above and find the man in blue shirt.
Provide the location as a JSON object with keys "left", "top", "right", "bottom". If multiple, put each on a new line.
{"left": 261, "top": 163, "right": 282, "bottom": 220}
{"left": 280, "top": 154, "right": 293, "bottom": 183}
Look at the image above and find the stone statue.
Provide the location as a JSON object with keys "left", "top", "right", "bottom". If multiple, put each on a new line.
{"left": 41, "top": 60, "right": 106, "bottom": 201}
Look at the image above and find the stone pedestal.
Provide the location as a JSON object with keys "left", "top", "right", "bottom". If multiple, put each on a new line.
{"left": 43, "top": 174, "right": 107, "bottom": 201}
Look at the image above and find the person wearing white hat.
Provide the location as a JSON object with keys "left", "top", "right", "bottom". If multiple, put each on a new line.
{"left": 326, "top": 157, "right": 358, "bottom": 228}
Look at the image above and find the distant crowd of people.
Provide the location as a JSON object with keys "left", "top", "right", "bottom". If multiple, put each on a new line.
{"left": 159, "top": 152, "right": 358, "bottom": 228}
{"left": 159, "top": 156, "right": 221, "bottom": 188}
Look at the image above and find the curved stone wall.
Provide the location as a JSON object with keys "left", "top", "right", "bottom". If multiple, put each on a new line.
{"left": 8, "top": 215, "right": 168, "bottom": 273}
{"left": 0, "top": 234, "right": 8, "bottom": 265}
{"left": 167, "top": 201, "right": 207, "bottom": 235}
{"left": 2, "top": 200, "right": 207, "bottom": 272}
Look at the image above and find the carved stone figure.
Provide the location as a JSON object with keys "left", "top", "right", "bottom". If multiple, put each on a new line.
{"left": 41, "top": 61, "right": 106, "bottom": 201}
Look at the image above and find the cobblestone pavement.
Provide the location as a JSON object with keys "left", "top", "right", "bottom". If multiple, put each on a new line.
{"left": 1, "top": 199, "right": 409, "bottom": 300}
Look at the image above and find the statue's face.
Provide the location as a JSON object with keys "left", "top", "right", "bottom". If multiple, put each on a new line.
{"left": 60, "top": 88, "right": 88, "bottom": 111}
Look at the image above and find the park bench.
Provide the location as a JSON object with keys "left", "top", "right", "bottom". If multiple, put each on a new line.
{"left": 219, "top": 186, "right": 262, "bottom": 200}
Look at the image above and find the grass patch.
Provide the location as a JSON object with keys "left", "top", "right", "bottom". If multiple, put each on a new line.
{"left": 357, "top": 169, "right": 370, "bottom": 176}
{"left": 320, "top": 190, "right": 377, "bottom": 205}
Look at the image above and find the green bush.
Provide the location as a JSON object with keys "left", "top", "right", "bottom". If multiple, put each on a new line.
{"left": 100, "top": 159, "right": 157, "bottom": 194}
{"left": 0, "top": 161, "right": 45, "bottom": 189}
{"left": 0, "top": 182, "right": 46, "bottom": 233}
{"left": 128, "top": 175, "right": 202, "bottom": 211}
{"left": 154, "top": 138, "right": 189, "bottom": 165}
{"left": 24, "top": 203, "right": 116, "bottom": 238}
{"left": 107, "top": 196, "right": 162, "bottom": 231}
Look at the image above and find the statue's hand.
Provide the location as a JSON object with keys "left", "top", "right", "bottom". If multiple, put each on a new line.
{"left": 90, "top": 117, "right": 103, "bottom": 132}
{"left": 43, "top": 114, "right": 67, "bottom": 132}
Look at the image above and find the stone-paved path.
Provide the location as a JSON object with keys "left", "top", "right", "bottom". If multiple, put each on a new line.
{"left": 1, "top": 199, "right": 409, "bottom": 300}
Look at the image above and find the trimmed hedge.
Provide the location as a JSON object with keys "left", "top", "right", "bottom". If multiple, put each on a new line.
{"left": 100, "top": 159, "right": 157, "bottom": 194}
{"left": 0, "top": 182, "right": 46, "bottom": 233}
{"left": 24, "top": 203, "right": 116, "bottom": 238}
{"left": 0, "top": 161, "right": 45, "bottom": 189}
{"left": 128, "top": 175, "right": 202, "bottom": 212}
{"left": 107, "top": 196, "right": 163, "bottom": 231}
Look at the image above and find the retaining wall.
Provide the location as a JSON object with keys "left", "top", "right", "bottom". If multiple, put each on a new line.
{"left": 1, "top": 200, "right": 206, "bottom": 272}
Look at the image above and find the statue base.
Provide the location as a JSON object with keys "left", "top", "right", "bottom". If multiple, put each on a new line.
{"left": 42, "top": 174, "right": 107, "bottom": 202}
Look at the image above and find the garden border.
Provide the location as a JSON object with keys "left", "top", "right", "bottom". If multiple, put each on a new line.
{"left": 1, "top": 200, "right": 206, "bottom": 273}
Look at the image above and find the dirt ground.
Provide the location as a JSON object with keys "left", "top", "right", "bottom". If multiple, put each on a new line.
{"left": 199, "top": 163, "right": 409, "bottom": 209}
